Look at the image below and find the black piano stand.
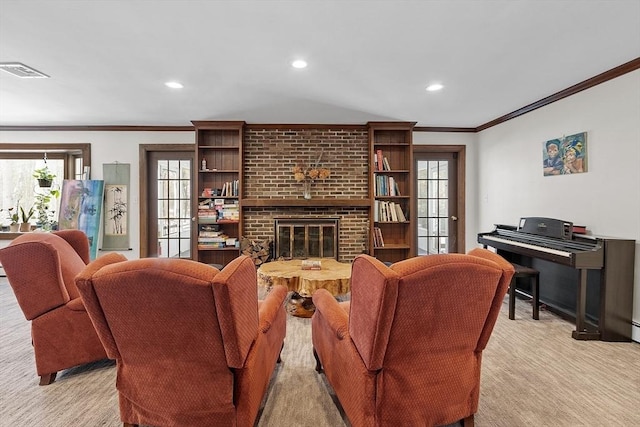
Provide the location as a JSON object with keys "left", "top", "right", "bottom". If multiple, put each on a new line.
{"left": 571, "top": 269, "right": 601, "bottom": 340}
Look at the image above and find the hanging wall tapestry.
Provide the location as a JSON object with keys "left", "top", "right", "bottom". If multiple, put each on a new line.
{"left": 101, "top": 163, "right": 131, "bottom": 251}
{"left": 543, "top": 132, "right": 588, "bottom": 176}
{"left": 58, "top": 180, "right": 105, "bottom": 260}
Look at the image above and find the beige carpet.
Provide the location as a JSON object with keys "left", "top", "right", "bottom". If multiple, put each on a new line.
{"left": 1, "top": 277, "right": 639, "bottom": 426}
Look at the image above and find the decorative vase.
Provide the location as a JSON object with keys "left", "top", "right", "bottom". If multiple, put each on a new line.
{"left": 302, "top": 180, "right": 312, "bottom": 199}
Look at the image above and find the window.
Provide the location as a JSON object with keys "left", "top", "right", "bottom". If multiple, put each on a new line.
{"left": 0, "top": 144, "right": 90, "bottom": 234}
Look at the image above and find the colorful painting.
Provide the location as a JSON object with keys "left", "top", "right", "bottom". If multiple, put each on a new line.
{"left": 58, "top": 180, "right": 105, "bottom": 260}
{"left": 543, "top": 132, "right": 588, "bottom": 176}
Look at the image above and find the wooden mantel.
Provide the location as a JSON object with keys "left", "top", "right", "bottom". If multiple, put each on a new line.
{"left": 241, "top": 198, "right": 371, "bottom": 207}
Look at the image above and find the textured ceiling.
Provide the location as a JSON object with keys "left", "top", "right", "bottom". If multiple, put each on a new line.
{"left": 0, "top": 0, "right": 639, "bottom": 128}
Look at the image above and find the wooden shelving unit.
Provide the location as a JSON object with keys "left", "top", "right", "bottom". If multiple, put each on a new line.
{"left": 368, "top": 121, "right": 416, "bottom": 263}
{"left": 192, "top": 121, "right": 245, "bottom": 267}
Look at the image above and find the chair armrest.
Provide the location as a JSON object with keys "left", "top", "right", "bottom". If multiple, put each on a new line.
{"left": 312, "top": 289, "right": 349, "bottom": 340}
{"left": 258, "top": 285, "right": 287, "bottom": 333}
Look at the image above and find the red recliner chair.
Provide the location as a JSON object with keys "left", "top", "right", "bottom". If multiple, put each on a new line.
{"left": 311, "top": 249, "right": 514, "bottom": 426}
{"left": 75, "top": 255, "right": 288, "bottom": 427}
{"left": 0, "top": 230, "right": 126, "bottom": 385}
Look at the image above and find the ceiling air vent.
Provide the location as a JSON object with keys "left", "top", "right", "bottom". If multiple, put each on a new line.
{"left": 0, "top": 62, "right": 50, "bottom": 78}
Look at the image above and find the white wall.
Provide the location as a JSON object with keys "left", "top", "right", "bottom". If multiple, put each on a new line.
{"left": 0, "top": 131, "right": 194, "bottom": 257}
{"left": 476, "top": 69, "right": 640, "bottom": 341}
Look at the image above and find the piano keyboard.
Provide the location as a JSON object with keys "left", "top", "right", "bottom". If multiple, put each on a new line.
{"left": 479, "top": 235, "right": 571, "bottom": 257}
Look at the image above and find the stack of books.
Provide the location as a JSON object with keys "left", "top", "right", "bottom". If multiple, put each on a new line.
{"left": 198, "top": 199, "right": 218, "bottom": 223}
{"left": 301, "top": 260, "right": 322, "bottom": 270}
{"left": 197, "top": 229, "right": 228, "bottom": 249}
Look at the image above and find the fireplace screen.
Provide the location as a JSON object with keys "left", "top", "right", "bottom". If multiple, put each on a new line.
{"left": 274, "top": 218, "right": 339, "bottom": 260}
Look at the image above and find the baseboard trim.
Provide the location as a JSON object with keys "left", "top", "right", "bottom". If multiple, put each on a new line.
{"left": 632, "top": 322, "right": 639, "bottom": 343}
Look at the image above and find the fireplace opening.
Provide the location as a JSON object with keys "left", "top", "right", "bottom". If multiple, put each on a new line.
{"left": 274, "top": 217, "right": 339, "bottom": 260}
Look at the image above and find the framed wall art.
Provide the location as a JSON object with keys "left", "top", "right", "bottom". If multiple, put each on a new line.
{"left": 543, "top": 132, "right": 588, "bottom": 176}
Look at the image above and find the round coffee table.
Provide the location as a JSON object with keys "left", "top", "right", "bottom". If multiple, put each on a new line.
{"left": 257, "top": 258, "right": 351, "bottom": 318}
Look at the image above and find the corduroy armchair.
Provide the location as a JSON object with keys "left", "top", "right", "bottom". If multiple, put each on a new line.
{"left": 0, "top": 230, "right": 127, "bottom": 385}
{"left": 311, "top": 250, "right": 514, "bottom": 427}
{"left": 75, "top": 255, "right": 288, "bottom": 427}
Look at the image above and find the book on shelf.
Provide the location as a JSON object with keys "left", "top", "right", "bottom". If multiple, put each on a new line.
{"left": 373, "top": 149, "right": 392, "bottom": 171}
{"left": 376, "top": 149, "right": 384, "bottom": 172}
{"left": 220, "top": 180, "right": 239, "bottom": 197}
{"left": 395, "top": 203, "right": 407, "bottom": 222}
{"left": 382, "top": 156, "right": 391, "bottom": 171}
{"left": 374, "top": 174, "right": 402, "bottom": 197}
{"left": 389, "top": 201, "right": 399, "bottom": 222}
{"left": 376, "top": 200, "right": 407, "bottom": 222}
{"left": 388, "top": 176, "right": 396, "bottom": 196}
{"left": 198, "top": 237, "right": 226, "bottom": 243}
{"left": 197, "top": 243, "right": 226, "bottom": 249}
{"left": 199, "top": 230, "right": 223, "bottom": 238}
{"left": 373, "top": 227, "right": 385, "bottom": 248}
{"left": 374, "top": 200, "right": 379, "bottom": 222}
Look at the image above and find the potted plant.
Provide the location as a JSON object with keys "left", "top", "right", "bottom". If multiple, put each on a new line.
{"left": 33, "top": 166, "right": 56, "bottom": 187}
{"left": 19, "top": 205, "right": 35, "bottom": 232}
{"left": 1, "top": 207, "right": 19, "bottom": 232}
{"left": 34, "top": 188, "right": 60, "bottom": 231}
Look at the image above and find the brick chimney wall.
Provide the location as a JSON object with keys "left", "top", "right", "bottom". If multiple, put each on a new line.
{"left": 243, "top": 126, "right": 370, "bottom": 262}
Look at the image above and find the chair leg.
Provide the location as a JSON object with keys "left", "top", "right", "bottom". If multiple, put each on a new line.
{"left": 508, "top": 277, "right": 516, "bottom": 320}
{"left": 39, "top": 372, "right": 57, "bottom": 386}
{"left": 313, "top": 348, "right": 323, "bottom": 373}
{"left": 461, "top": 414, "right": 474, "bottom": 427}
{"left": 123, "top": 423, "right": 138, "bottom": 427}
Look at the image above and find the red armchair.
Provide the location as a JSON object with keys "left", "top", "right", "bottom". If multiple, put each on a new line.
{"left": 0, "top": 230, "right": 127, "bottom": 385}
{"left": 311, "top": 250, "right": 514, "bottom": 427}
{"left": 75, "top": 255, "right": 288, "bottom": 427}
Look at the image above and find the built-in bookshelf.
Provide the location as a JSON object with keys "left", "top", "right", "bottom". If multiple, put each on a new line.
{"left": 192, "top": 121, "right": 245, "bottom": 267}
{"left": 368, "top": 122, "right": 416, "bottom": 263}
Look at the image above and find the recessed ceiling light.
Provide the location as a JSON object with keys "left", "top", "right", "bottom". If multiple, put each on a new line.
{"left": 292, "top": 60, "right": 308, "bottom": 69}
{"left": 426, "top": 83, "right": 444, "bottom": 92}
{"left": 165, "top": 81, "right": 183, "bottom": 89}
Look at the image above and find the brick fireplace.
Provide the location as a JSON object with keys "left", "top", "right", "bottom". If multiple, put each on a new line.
{"left": 274, "top": 217, "right": 339, "bottom": 259}
{"left": 242, "top": 125, "right": 370, "bottom": 262}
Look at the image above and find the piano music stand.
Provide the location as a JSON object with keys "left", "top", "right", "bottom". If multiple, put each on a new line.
{"left": 509, "top": 263, "right": 540, "bottom": 320}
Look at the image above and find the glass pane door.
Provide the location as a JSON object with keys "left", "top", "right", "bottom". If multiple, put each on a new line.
{"left": 156, "top": 159, "right": 192, "bottom": 258}
{"left": 416, "top": 153, "right": 458, "bottom": 254}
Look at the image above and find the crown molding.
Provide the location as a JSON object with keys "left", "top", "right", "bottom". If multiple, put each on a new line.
{"left": 2, "top": 57, "right": 638, "bottom": 133}
{"left": 475, "top": 57, "right": 640, "bottom": 132}
{"left": 0, "top": 125, "right": 194, "bottom": 131}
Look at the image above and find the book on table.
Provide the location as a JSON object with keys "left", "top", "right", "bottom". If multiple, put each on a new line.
{"left": 301, "top": 260, "right": 322, "bottom": 270}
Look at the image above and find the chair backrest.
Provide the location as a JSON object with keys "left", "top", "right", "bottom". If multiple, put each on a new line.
{"left": 0, "top": 231, "right": 89, "bottom": 319}
{"left": 75, "top": 255, "right": 260, "bottom": 416}
{"left": 348, "top": 251, "right": 513, "bottom": 423}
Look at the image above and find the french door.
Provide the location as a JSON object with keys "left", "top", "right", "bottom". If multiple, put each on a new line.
{"left": 414, "top": 146, "right": 465, "bottom": 254}
{"left": 140, "top": 145, "right": 194, "bottom": 258}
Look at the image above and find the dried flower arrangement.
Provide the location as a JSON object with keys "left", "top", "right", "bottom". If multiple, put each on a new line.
{"left": 292, "top": 150, "right": 331, "bottom": 182}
